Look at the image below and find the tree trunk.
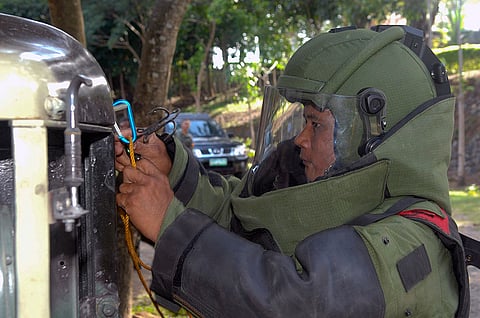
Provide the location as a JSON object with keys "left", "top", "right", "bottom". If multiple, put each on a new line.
{"left": 221, "top": 41, "right": 229, "bottom": 95}
{"left": 248, "top": 101, "right": 255, "bottom": 148}
{"left": 195, "top": 20, "right": 216, "bottom": 112}
{"left": 457, "top": 44, "right": 465, "bottom": 186}
{"left": 456, "top": 0, "right": 466, "bottom": 186}
{"left": 47, "top": 0, "right": 86, "bottom": 46}
{"left": 133, "top": 0, "right": 192, "bottom": 126}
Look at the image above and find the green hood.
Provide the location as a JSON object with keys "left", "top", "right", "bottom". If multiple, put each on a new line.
{"left": 276, "top": 26, "right": 454, "bottom": 215}
{"left": 372, "top": 95, "right": 455, "bottom": 214}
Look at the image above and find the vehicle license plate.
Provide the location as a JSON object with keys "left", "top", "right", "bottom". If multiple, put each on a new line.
{"left": 209, "top": 158, "right": 228, "bottom": 167}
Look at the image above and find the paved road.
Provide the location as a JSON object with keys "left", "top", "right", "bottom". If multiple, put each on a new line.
{"left": 459, "top": 224, "right": 480, "bottom": 317}
{"left": 132, "top": 241, "right": 154, "bottom": 299}
{"left": 469, "top": 266, "right": 480, "bottom": 316}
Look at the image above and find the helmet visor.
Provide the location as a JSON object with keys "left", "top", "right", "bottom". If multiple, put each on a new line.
{"left": 254, "top": 86, "right": 364, "bottom": 179}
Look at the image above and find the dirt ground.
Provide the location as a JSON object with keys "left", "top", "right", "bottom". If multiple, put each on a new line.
{"left": 131, "top": 241, "right": 154, "bottom": 302}
{"left": 132, "top": 216, "right": 480, "bottom": 317}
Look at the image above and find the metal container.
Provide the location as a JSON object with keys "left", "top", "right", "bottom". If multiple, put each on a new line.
{"left": 0, "top": 13, "right": 119, "bottom": 317}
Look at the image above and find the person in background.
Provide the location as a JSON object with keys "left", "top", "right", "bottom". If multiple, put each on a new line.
{"left": 175, "top": 119, "right": 193, "bottom": 149}
{"left": 115, "top": 25, "right": 472, "bottom": 317}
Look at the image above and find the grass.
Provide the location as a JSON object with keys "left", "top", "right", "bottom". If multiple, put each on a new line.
{"left": 183, "top": 96, "right": 263, "bottom": 118}
{"left": 133, "top": 294, "right": 190, "bottom": 317}
{"left": 450, "top": 186, "right": 480, "bottom": 226}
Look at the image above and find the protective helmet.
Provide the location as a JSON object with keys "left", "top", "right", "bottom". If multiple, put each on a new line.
{"left": 254, "top": 25, "right": 451, "bottom": 179}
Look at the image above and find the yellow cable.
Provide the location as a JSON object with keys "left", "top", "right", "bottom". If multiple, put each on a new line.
{"left": 119, "top": 136, "right": 165, "bottom": 318}
{"left": 128, "top": 138, "right": 137, "bottom": 169}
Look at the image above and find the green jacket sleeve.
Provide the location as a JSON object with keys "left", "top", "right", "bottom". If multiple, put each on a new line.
{"left": 158, "top": 137, "right": 241, "bottom": 238}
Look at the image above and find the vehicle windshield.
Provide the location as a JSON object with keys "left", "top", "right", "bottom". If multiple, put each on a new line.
{"left": 186, "top": 119, "right": 227, "bottom": 138}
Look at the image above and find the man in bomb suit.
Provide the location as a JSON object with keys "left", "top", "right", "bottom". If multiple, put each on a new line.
{"left": 116, "top": 25, "right": 478, "bottom": 317}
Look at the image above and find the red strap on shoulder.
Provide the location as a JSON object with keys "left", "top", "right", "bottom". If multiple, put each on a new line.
{"left": 398, "top": 208, "right": 450, "bottom": 235}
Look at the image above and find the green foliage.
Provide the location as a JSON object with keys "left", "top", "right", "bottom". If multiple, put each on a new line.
{"left": 185, "top": 95, "right": 262, "bottom": 118}
{"left": 229, "top": 62, "right": 263, "bottom": 100}
{"left": 81, "top": 0, "right": 148, "bottom": 99}
{"left": 337, "top": 0, "right": 397, "bottom": 28}
{"left": 242, "top": 137, "right": 256, "bottom": 160}
{"left": 395, "top": 0, "right": 427, "bottom": 22}
{"left": 466, "top": 184, "right": 480, "bottom": 197}
{"left": 434, "top": 45, "right": 480, "bottom": 74}
{"left": 211, "top": 97, "right": 262, "bottom": 118}
{"left": 443, "top": 0, "right": 465, "bottom": 45}
{"left": 4, "top": 0, "right": 467, "bottom": 110}
{"left": 450, "top": 189, "right": 480, "bottom": 225}
{"left": 0, "top": 0, "right": 49, "bottom": 22}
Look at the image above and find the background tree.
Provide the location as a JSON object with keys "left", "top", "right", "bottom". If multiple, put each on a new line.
{"left": 0, "top": 0, "right": 49, "bottom": 22}
{"left": 338, "top": 0, "right": 397, "bottom": 28}
{"left": 47, "top": 0, "right": 86, "bottom": 46}
{"left": 82, "top": 0, "right": 150, "bottom": 100}
{"left": 133, "top": 0, "right": 192, "bottom": 125}
{"left": 172, "top": 0, "right": 261, "bottom": 111}
{"left": 448, "top": 0, "right": 466, "bottom": 185}
{"left": 398, "top": 0, "right": 441, "bottom": 45}
{"left": 174, "top": 0, "right": 218, "bottom": 111}
{"left": 433, "top": 0, "right": 467, "bottom": 185}
{"left": 445, "top": 0, "right": 465, "bottom": 44}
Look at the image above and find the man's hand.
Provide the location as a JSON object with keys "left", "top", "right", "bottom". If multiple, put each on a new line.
{"left": 116, "top": 155, "right": 174, "bottom": 242}
{"left": 115, "top": 132, "right": 174, "bottom": 242}
{"left": 115, "top": 133, "right": 172, "bottom": 175}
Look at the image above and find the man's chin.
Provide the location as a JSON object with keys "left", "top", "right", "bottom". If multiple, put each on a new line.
{"left": 305, "top": 167, "right": 317, "bottom": 183}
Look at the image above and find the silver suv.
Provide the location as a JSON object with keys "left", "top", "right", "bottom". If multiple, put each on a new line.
{"left": 166, "top": 112, "right": 248, "bottom": 177}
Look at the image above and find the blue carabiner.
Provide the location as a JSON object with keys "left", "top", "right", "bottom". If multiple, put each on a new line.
{"left": 113, "top": 99, "right": 137, "bottom": 144}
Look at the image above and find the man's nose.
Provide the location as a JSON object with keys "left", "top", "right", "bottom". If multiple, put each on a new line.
{"left": 294, "top": 127, "right": 309, "bottom": 148}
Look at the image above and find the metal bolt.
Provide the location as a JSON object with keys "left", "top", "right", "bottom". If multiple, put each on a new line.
{"left": 382, "top": 236, "right": 390, "bottom": 245}
{"left": 5, "top": 255, "right": 13, "bottom": 265}
{"left": 405, "top": 309, "right": 412, "bottom": 316}
{"left": 101, "top": 304, "right": 116, "bottom": 317}
{"left": 64, "top": 219, "right": 75, "bottom": 232}
{"left": 55, "top": 200, "right": 64, "bottom": 212}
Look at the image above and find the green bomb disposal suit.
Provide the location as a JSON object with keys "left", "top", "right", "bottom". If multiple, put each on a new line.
{"left": 148, "top": 26, "right": 470, "bottom": 317}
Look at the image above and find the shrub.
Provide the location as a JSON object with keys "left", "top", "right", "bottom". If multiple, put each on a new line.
{"left": 433, "top": 44, "right": 480, "bottom": 74}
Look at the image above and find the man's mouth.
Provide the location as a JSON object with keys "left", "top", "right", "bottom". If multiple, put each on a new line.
{"left": 300, "top": 158, "right": 310, "bottom": 166}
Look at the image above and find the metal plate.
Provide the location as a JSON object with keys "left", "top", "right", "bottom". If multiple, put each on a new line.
{"left": 209, "top": 158, "right": 228, "bottom": 167}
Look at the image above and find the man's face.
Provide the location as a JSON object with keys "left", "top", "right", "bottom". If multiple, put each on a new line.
{"left": 294, "top": 104, "right": 336, "bottom": 182}
{"left": 181, "top": 120, "right": 190, "bottom": 131}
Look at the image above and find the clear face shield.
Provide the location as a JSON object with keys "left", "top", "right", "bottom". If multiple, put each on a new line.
{"left": 253, "top": 86, "right": 383, "bottom": 189}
